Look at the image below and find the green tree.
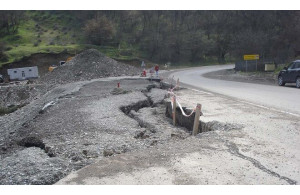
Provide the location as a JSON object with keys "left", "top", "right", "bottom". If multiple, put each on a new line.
{"left": 83, "top": 15, "right": 115, "bottom": 45}
{"left": 0, "top": 11, "right": 24, "bottom": 35}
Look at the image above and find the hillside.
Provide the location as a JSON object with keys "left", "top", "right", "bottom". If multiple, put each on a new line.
{"left": 0, "top": 11, "right": 80, "bottom": 66}
{"left": 0, "top": 11, "right": 140, "bottom": 69}
{"left": 1, "top": 10, "right": 300, "bottom": 70}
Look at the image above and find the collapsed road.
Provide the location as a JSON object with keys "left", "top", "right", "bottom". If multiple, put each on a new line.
{"left": 0, "top": 77, "right": 177, "bottom": 184}
{"left": 55, "top": 78, "right": 299, "bottom": 185}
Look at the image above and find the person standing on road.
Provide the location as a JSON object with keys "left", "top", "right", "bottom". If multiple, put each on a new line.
{"left": 155, "top": 64, "right": 159, "bottom": 77}
{"left": 141, "top": 61, "right": 146, "bottom": 77}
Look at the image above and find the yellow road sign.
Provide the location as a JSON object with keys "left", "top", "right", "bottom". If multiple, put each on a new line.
{"left": 244, "top": 54, "right": 259, "bottom": 60}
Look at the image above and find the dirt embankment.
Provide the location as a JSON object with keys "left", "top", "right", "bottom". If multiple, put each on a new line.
{"left": 0, "top": 53, "right": 72, "bottom": 78}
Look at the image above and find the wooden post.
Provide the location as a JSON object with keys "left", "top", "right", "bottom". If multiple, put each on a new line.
{"left": 192, "top": 104, "right": 202, "bottom": 136}
{"left": 172, "top": 97, "right": 176, "bottom": 126}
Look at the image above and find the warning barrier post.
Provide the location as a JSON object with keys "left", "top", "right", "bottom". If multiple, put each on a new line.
{"left": 172, "top": 96, "right": 176, "bottom": 126}
{"left": 192, "top": 104, "right": 202, "bottom": 136}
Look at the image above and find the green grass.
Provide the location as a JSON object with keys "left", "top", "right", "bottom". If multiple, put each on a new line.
{"left": 1, "top": 44, "right": 82, "bottom": 66}
{"left": 274, "top": 64, "right": 286, "bottom": 74}
{"left": 0, "top": 43, "right": 141, "bottom": 68}
{"left": 0, "top": 10, "right": 140, "bottom": 68}
{"left": 1, "top": 11, "right": 231, "bottom": 69}
{"left": 0, "top": 11, "right": 86, "bottom": 68}
{"left": 81, "top": 44, "right": 140, "bottom": 61}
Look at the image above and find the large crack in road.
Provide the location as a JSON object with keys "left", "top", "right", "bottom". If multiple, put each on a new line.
{"left": 225, "top": 141, "right": 297, "bottom": 185}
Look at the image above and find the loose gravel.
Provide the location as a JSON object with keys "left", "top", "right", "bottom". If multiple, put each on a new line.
{"left": 0, "top": 78, "right": 176, "bottom": 185}
{"left": 39, "top": 49, "right": 140, "bottom": 85}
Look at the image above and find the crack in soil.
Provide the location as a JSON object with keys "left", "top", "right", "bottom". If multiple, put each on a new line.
{"left": 120, "top": 99, "right": 151, "bottom": 115}
{"left": 18, "top": 136, "right": 56, "bottom": 157}
{"left": 226, "top": 141, "right": 297, "bottom": 185}
{"left": 119, "top": 89, "right": 156, "bottom": 134}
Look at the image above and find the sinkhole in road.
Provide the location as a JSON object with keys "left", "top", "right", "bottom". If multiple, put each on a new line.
{"left": 165, "top": 102, "right": 243, "bottom": 134}
{"left": 18, "top": 136, "right": 56, "bottom": 157}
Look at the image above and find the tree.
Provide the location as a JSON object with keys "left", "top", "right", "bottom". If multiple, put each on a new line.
{"left": 0, "top": 11, "right": 24, "bottom": 35}
{"left": 83, "top": 16, "right": 115, "bottom": 45}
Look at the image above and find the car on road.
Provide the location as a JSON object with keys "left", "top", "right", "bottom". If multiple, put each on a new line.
{"left": 278, "top": 60, "right": 300, "bottom": 88}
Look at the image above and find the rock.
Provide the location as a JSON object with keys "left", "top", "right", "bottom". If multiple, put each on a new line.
{"left": 150, "top": 140, "right": 158, "bottom": 146}
{"left": 134, "top": 130, "right": 150, "bottom": 139}
{"left": 111, "top": 88, "right": 131, "bottom": 95}
{"left": 103, "top": 149, "right": 114, "bottom": 157}
{"left": 18, "top": 136, "right": 45, "bottom": 149}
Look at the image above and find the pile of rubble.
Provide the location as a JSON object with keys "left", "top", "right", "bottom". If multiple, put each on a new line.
{"left": 39, "top": 49, "right": 140, "bottom": 84}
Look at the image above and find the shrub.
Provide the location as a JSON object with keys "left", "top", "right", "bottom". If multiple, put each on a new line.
{"left": 48, "top": 40, "right": 55, "bottom": 45}
{"left": 5, "top": 46, "right": 12, "bottom": 51}
{"left": 83, "top": 16, "right": 115, "bottom": 45}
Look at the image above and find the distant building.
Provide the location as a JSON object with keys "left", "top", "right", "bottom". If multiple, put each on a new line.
{"left": 7, "top": 66, "right": 39, "bottom": 81}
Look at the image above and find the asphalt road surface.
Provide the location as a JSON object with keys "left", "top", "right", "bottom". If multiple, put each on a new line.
{"left": 165, "top": 65, "right": 300, "bottom": 117}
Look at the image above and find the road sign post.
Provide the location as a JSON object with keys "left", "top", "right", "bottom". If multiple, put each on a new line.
{"left": 244, "top": 54, "right": 259, "bottom": 72}
{"left": 256, "top": 59, "right": 257, "bottom": 71}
